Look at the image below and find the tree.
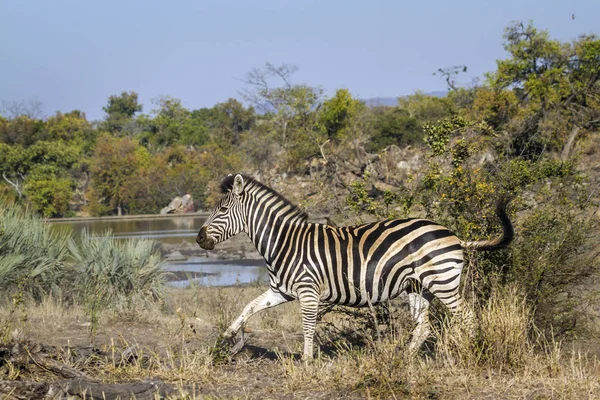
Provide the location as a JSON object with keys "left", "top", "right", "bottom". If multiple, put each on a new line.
{"left": 45, "top": 110, "right": 93, "bottom": 142}
{"left": 0, "top": 115, "right": 45, "bottom": 146}
{"left": 88, "top": 134, "right": 149, "bottom": 216}
{"left": 103, "top": 91, "right": 143, "bottom": 118}
{"left": 397, "top": 91, "right": 454, "bottom": 122}
{"left": 137, "top": 96, "right": 211, "bottom": 148}
{"left": 366, "top": 107, "right": 422, "bottom": 152}
{"left": 1, "top": 99, "right": 44, "bottom": 120}
{"left": 434, "top": 65, "right": 467, "bottom": 92}
{"left": 0, "top": 143, "right": 26, "bottom": 198}
{"left": 102, "top": 91, "right": 143, "bottom": 134}
{"left": 488, "top": 21, "right": 600, "bottom": 157}
{"left": 205, "top": 99, "right": 256, "bottom": 146}
{"left": 23, "top": 167, "right": 74, "bottom": 217}
{"left": 0, "top": 139, "right": 80, "bottom": 193}
{"left": 318, "top": 89, "right": 363, "bottom": 141}
{"left": 241, "top": 63, "right": 323, "bottom": 147}
{"left": 240, "top": 63, "right": 324, "bottom": 172}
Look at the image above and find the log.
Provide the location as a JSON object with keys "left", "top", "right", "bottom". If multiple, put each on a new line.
{"left": 57, "top": 378, "right": 179, "bottom": 400}
{"left": 0, "top": 340, "right": 184, "bottom": 399}
{"left": 0, "top": 380, "right": 49, "bottom": 400}
{"left": 0, "top": 378, "right": 181, "bottom": 400}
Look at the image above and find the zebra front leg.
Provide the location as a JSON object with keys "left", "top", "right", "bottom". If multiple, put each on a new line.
{"left": 223, "top": 289, "right": 290, "bottom": 341}
{"left": 297, "top": 286, "right": 320, "bottom": 360}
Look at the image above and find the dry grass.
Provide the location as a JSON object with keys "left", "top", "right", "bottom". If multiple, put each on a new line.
{"left": 1, "top": 284, "right": 599, "bottom": 399}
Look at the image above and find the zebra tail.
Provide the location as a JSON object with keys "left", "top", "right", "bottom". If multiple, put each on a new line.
{"left": 460, "top": 196, "right": 514, "bottom": 251}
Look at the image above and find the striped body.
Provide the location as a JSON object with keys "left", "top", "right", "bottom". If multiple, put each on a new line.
{"left": 259, "top": 220, "right": 463, "bottom": 309}
{"left": 197, "top": 174, "right": 513, "bottom": 359}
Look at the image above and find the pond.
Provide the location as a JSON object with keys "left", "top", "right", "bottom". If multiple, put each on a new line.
{"left": 48, "top": 214, "right": 269, "bottom": 287}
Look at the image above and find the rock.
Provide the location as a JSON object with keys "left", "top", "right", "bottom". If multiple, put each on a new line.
{"left": 165, "top": 251, "right": 187, "bottom": 262}
{"left": 160, "top": 194, "right": 195, "bottom": 214}
{"left": 479, "top": 152, "right": 495, "bottom": 164}
{"left": 396, "top": 161, "right": 411, "bottom": 169}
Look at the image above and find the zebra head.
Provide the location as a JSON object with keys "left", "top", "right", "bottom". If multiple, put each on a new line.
{"left": 196, "top": 174, "right": 247, "bottom": 250}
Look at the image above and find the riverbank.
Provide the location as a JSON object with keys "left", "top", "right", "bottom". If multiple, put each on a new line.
{"left": 160, "top": 233, "right": 263, "bottom": 262}
{"left": 45, "top": 211, "right": 211, "bottom": 223}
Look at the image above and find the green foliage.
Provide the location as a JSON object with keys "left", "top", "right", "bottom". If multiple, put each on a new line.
{"left": 346, "top": 172, "right": 401, "bottom": 219}
{"left": 45, "top": 110, "right": 92, "bottom": 142}
{"left": 141, "top": 96, "right": 211, "bottom": 147}
{"left": 102, "top": 91, "right": 143, "bottom": 133}
{"left": 423, "top": 117, "right": 467, "bottom": 156}
{"left": 24, "top": 173, "right": 74, "bottom": 218}
{"left": 69, "top": 230, "right": 166, "bottom": 339}
{"left": 0, "top": 203, "right": 73, "bottom": 298}
{"left": 88, "top": 134, "right": 149, "bottom": 216}
{"left": 103, "top": 91, "right": 143, "bottom": 118}
{"left": 0, "top": 115, "right": 45, "bottom": 146}
{"left": 206, "top": 99, "right": 256, "bottom": 146}
{"left": 366, "top": 107, "right": 422, "bottom": 152}
{"left": 318, "top": 89, "right": 363, "bottom": 141}
{"left": 488, "top": 21, "right": 600, "bottom": 156}
{"left": 397, "top": 91, "right": 454, "bottom": 122}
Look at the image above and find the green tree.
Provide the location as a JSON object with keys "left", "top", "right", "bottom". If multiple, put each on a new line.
{"left": 489, "top": 21, "right": 600, "bottom": 158}
{"left": 45, "top": 110, "right": 93, "bottom": 143}
{"left": 366, "top": 107, "right": 422, "bottom": 152}
{"left": 88, "top": 134, "right": 150, "bottom": 216}
{"left": 397, "top": 91, "right": 454, "bottom": 122}
{"left": 138, "top": 96, "right": 211, "bottom": 148}
{"left": 318, "top": 89, "right": 363, "bottom": 141}
{"left": 205, "top": 99, "right": 256, "bottom": 146}
{"left": 102, "top": 91, "right": 143, "bottom": 134}
{"left": 0, "top": 115, "right": 45, "bottom": 146}
{"left": 241, "top": 63, "right": 323, "bottom": 154}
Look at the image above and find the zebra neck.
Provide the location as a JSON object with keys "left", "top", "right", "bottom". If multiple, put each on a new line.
{"left": 246, "top": 211, "right": 307, "bottom": 267}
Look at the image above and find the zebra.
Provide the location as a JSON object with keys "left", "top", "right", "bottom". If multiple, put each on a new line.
{"left": 196, "top": 174, "right": 514, "bottom": 359}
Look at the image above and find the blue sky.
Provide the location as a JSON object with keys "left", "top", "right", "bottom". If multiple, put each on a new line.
{"left": 1, "top": 0, "right": 598, "bottom": 121}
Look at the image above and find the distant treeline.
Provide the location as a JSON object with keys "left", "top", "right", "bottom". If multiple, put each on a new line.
{"left": 0, "top": 21, "right": 598, "bottom": 220}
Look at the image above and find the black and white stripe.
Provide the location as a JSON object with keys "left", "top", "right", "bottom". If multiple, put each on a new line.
{"left": 197, "top": 174, "right": 514, "bottom": 359}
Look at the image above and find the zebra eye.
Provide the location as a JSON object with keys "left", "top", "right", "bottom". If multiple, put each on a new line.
{"left": 219, "top": 206, "right": 228, "bottom": 213}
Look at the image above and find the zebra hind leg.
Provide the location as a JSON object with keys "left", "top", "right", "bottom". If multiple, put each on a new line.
{"left": 406, "top": 290, "right": 434, "bottom": 353}
{"left": 438, "top": 290, "right": 475, "bottom": 334}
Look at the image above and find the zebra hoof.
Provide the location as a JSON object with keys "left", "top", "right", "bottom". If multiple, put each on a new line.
{"left": 229, "top": 333, "right": 247, "bottom": 356}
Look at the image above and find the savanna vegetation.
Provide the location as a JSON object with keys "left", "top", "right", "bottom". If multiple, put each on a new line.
{"left": 1, "top": 21, "right": 600, "bottom": 398}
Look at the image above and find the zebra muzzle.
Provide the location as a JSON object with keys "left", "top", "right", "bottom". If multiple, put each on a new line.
{"left": 196, "top": 226, "right": 215, "bottom": 250}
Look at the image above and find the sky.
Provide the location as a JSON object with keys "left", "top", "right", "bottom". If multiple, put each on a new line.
{"left": 1, "top": 0, "right": 598, "bottom": 121}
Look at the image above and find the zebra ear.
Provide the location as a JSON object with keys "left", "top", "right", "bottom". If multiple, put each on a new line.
{"left": 232, "top": 174, "right": 245, "bottom": 195}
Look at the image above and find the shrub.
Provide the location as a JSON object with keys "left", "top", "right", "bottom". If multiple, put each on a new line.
{"left": 69, "top": 230, "right": 166, "bottom": 309}
{"left": 0, "top": 202, "right": 73, "bottom": 298}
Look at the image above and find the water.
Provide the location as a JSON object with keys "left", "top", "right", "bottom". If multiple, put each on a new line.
{"left": 166, "top": 258, "right": 270, "bottom": 287}
{"left": 49, "top": 215, "right": 205, "bottom": 244}
{"left": 48, "top": 215, "right": 268, "bottom": 287}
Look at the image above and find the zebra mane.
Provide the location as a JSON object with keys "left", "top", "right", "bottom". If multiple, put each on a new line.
{"left": 220, "top": 174, "right": 308, "bottom": 222}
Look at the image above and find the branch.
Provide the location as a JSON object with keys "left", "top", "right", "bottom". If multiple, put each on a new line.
{"left": 2, "top": 172, "right": 23, "bottom": 197}
{"left": 319, "top": 139, "right": 331, "bottom": 163}
{"left": 561, "top": 125, "right": 580, "bottom": 161}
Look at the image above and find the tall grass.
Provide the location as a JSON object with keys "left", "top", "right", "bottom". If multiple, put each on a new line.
{"left": 0, "top": 203, "right": 73, "bottom": 298}
{"left": 435, "top": 285, "right": 534, "bottom": 371}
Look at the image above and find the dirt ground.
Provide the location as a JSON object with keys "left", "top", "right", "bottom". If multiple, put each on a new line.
{"left": 2, "top": 285, "right": 600, "bottom": 399}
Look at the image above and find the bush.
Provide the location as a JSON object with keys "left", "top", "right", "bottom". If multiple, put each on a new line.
{"left": 68, "top": 230, "right": 166, "bottom": 341}
{"left": 69, "top": 230, "right": 166, "bottom": 308}
{"left": 0, "top": 202, "right": 73, "bottom": 298}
